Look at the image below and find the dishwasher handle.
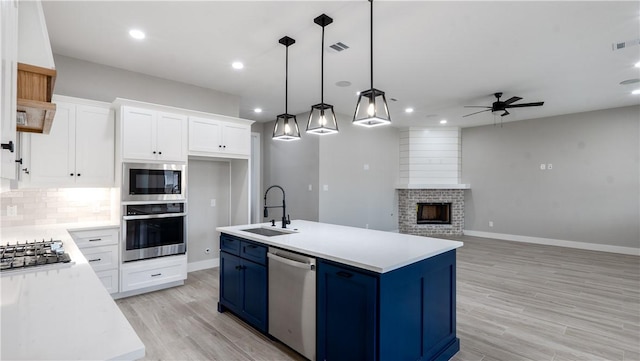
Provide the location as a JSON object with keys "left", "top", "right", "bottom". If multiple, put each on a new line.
{"left": 268, "top": 252, "right": 315, "bottom": 271}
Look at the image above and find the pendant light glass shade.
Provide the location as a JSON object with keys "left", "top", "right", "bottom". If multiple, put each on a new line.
{"left": 353, "top": 0, "right": 391, "bottom": 127}
{"left": 273, "top": 36, "right": 301, "bottom": 141}
{"left": 273, "top": 113, "right": 301, "bottom": 141}
{"left": 307, "top": 14, "right": 339, "bottom": 135}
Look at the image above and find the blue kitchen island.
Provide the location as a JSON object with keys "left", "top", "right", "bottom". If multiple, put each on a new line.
{"left": 217, "top": 220, "right": 463, "bottom": 361}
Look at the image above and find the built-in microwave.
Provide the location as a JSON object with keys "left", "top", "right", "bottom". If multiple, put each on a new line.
{"left": 122, "top": 163, "right": 186, "bottom": 202}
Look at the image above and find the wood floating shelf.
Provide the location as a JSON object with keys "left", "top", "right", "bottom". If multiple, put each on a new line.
{"left": 16, "top": 62, "right": 57, "bottom": 134}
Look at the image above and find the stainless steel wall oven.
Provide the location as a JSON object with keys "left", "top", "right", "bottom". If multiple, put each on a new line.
{"left": 122, "top": 163, "right": 186, "bottom": 202}
{"left": 122, "top": 202, "right": 186, "bottom": 262}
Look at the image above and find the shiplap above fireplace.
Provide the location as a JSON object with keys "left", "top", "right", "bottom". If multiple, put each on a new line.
{"left": 396, "top": 127, "right": 470, "bottom": 189}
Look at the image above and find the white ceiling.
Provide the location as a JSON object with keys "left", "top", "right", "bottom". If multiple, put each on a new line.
{"left": 42, "top": 1, "right": 640, "bottom": 128}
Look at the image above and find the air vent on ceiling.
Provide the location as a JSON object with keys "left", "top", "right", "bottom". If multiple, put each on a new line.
{"left": 328, "top": 42, "right": 349, "bottom": 52}
{"left": 612, "top": 38, "right": 640, "bottom": 51}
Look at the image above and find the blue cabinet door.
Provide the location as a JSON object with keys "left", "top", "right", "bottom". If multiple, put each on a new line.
{"left": 220, "top": 251, "right": 242, "bottom": 313}
{"left": 241, "top": 259, "right": 268, "bottom": 333}
{"left": 317, "top": 261, "right": 378, "bottom": 361}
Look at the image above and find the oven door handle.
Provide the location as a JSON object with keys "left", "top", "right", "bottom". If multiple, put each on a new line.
{"left": 123, "top": 212, "right": 187, "bottom": 221}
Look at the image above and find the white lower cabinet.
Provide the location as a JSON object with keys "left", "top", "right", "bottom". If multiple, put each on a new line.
{"left": 69, "top": 227, "right": 120, "bottom": 294}
{"left": 120, "top": 255, "right": 187, "bottom": 293}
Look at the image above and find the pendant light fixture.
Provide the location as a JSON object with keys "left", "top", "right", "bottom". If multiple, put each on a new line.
{"left": 306, "top": 14, "right": 339, "bottom": 135}
{"left": 353, "top": 0, "right": 391, "bottom": 127}
{"left": 273, "top": 36, "right": 301, "bottom": 141}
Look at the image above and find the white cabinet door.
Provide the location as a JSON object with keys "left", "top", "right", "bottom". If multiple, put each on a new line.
{"left": 25, "top": 99, "right": 114, "bottom": 187}
{"left": 0, "top": 0, "right": 18, "bottom": 180}
{"left": 156, "top": 112, "right": 187, "bottom": 162}
{"left": 28, "top": 101, "right": 76, "bottom": 185}
{"left": 121, "top": 106, "right": 156, "bottom": 161}
{"left": 188, "top": 116, "right": 222, "bottom": 153}
{"left": 222, "top": 122, "right": 250, "bottom": 156}
{"left": 75, "top": 105, "right": 114, "bottom": 186}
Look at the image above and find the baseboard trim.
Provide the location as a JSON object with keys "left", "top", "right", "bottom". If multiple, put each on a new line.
{"left": 188, "top": 258, "right": 220, "bottom": 273}
{"left": 463, "top": 230, "right": 640, "bottom": 256}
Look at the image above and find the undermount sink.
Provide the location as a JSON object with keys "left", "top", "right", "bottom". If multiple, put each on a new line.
{"left": 241, "top": 227, "right": 298, "bottom": 237}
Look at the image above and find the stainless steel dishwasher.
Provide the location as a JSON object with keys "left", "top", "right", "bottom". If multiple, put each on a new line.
{"left": 267, "top": 247, "right": 316, "bottom": 361}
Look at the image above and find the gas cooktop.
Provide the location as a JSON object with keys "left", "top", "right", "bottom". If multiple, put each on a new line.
{"left": 0, "top": 239, "right": 73, "bottom": 272}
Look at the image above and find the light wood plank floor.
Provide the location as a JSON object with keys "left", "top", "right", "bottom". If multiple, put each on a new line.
{"left": 116, "top": 236, "right": 640, "bottom": 361}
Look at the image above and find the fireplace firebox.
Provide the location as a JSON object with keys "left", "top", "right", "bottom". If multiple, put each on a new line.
{"left": 416, "top": 203, "right": 451, "bottom": 224}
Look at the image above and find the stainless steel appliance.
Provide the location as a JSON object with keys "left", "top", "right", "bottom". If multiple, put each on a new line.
{"left": 268, "top": 247, "right": 316, "bottom": 361}
{"left": 122, "top": 202, "right": 186, "bottom": 262}
{"left": 122, "top": 163, "right": 186, "bottom": 202}
{"left": 0, "top": 239, "right": 73, "bottom": 272}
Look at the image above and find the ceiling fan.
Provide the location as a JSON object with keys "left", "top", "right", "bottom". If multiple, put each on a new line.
{"left": 463, "top": 92, "right": 544, "bottom": 117}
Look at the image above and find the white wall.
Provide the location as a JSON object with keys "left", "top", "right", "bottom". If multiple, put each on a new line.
{"left": 318, "top": 113, "right": 399, "bottom": 231}
{"left": 462, "top": 105, "right": 640, "bottom": 249}
{"left": 52, "top": 54, "right": 240, "bottom": 117}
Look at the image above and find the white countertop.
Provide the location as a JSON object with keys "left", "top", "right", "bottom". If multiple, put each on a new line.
{"left": 217, "top": 220, "right": 463, "bottom": 273}
{"left": 0, "top": 223, "right": 145, "bottom": 361}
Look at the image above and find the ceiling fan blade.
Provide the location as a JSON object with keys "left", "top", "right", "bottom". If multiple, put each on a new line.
{"left": 503, "top": 96, "right": 522, "bottom": 105}
{"left": 501, "top": 110, "right": 510, "bottom": 117}
{"left": 505, "top": 102, "right": 544, "bottom": 108}
{"left": 464, "top": 106, "right": 492, "bottom": 108}
{"left": 463, "top": 109, "right": 491, "bottom": 117}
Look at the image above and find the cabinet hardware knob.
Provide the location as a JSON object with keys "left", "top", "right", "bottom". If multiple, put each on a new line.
{"left": 1, "top": 141, "right": 14, "bottom": 153}
{"left": 22, "top": 168, "right": 29, "bottom": 174}
{"left": 219, "top": 145, "right": 222, "bottom": 148}
{"left": 15, "top": 158, "right": 22, "bottom": 164}
{"left": 70, "top": 173, "right": 74, "bottom": 176}
{"left": 158, "top": 151, "right": 162, "bottom": 155}
{"left": 153, "top": 151, "right": 157, "bottom": 154}
{"left": 77, "top": 173, "right": 81, "bottom": 176}
{"left": 223, "top": 145, "right": 226, "bottom": 149}
{"left": 336, "top": 271, "right": 353, "bottom": 278}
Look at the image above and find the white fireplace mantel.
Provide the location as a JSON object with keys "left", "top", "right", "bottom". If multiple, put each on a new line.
{"left": 395, "top": 183, "right": 471, "bottom": 190}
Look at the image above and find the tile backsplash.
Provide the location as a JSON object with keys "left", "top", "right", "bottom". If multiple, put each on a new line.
{"left": 1, "top": 188, "right": 115, "bottom": 228}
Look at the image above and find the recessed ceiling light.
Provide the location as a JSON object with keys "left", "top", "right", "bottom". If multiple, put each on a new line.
{"left": 335, "top": 81, "right": 351, "bottom": 87}
{"left": 129, "top": 29, "right": 145, "bottom": 40}
{"left": 254, "top": 108, "right": 262, "bottom": 113}
{"left": 405, "top": 108, "right": 414, "bottom": 113}
{"left": 232, "top": 62, "right": 244, "bottom": 70}
{"left": 632, "top": 89, "right": 640, "bottom": 95}
{"left": 440, "top": 119, "right": 447, "bottom": 124}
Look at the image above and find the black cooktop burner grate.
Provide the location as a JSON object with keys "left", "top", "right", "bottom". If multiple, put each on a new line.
{"left": 0, "top": 239, "right": 72, "bottom": 272}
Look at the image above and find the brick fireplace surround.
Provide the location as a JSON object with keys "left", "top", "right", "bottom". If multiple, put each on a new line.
{"left": 398, "top": 189, "right": 464, "bottom": 236}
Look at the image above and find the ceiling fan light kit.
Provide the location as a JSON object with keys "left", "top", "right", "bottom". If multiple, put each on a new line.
{"left": 307, "top": 13, "right": 339, "bottom": 135}
{"left": 273, "top": 36, "right": 301, "bottom": 141}
{"left": 353, "top": 0, "right": 392, "bottom": 128}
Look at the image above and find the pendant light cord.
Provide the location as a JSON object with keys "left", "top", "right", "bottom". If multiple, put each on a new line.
{"left": 321, "top": 24, "right": 325, "bottom": 105}
{"left": 285, "top": 45, "right": 289, "bottom": 114}
{"left": 370, "top": 0, "right": 374, "bottom": 90}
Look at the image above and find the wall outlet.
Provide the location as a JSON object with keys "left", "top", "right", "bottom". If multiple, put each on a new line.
{"left": 7, "top": 205, "right": 17, "bottom": 217}
{"left": 323, "top": 185, "right": 329, "bottom": 191}
{"left": 210, "top": 199, "right": 216, "bottom": 207}
{"left": 308, "top": 184, "right": 312, "bottom": 191}
{"left": 205, "top": 248, "right": 211, "bottom": 254}
{"left": 489, "top": 221, "right": 494, "bottom": 227}
{"left": 540, "top": 163, "right": 546, "bottom": 170}
{"left": 547, "top": 163, "right": 553, "bottom": 170}
{"left": 363, "top": 164, "right": 370, "bottom": 170}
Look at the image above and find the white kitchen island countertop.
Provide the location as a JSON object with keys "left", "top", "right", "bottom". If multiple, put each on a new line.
{"left": 1, "top": 223, "right": 144, "bottom": 361}
{"left": 217, "top": 220, "right": 463, "bottom": 273}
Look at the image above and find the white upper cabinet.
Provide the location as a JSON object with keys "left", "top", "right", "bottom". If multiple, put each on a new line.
{"left": 22, "top": 96, "right": 114, "bottom": 187}
{"left": 1, "top": 0, "right": 19, "bottom": 181}
{"left": 121, "top": 106, "right": 187, "bottom": 163}
{"left": 188, "top": 115, "right": 251, "bottom": 159}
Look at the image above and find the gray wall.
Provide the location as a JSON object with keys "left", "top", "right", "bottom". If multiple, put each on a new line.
{"left": 462, "top": 106, "right": 640, "bottom": 248}
{"left": 187, "top": 160, "right": 230, "bottom": 263}
{"left": 53, "top": 54, "right": 240, "bottom": 117}
{"left": 318, "top": 113, "right": 399, "bottom": 231}
{"left": 260, "top": 112, "right": 399, "bottom": 231}
{"left": 262, "top": 111, "right": 320, "bottom": 223}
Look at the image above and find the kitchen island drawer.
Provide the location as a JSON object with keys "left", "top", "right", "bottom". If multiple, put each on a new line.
{"left": 70, "top": 228, "right": 119, "bottom": 248}
{"left": 82, "top": 245, "right": 118, "bottom": 272}
{"left": 121, "top": 255, "right": 187, "bottom": 292}
{"left": 240, "top": 241, "right": 267, "bottom": 265}
{"left": 220, "top": 234, "right": 241, "bottom": 255}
